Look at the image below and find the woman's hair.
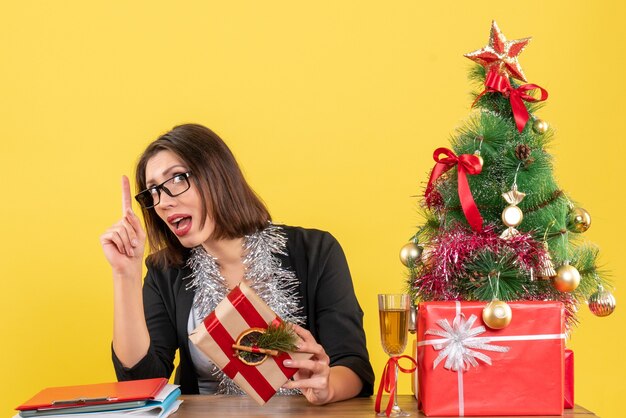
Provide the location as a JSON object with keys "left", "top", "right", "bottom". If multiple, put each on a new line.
{"left": 135, "top": 124, "right": 271, "bottom": 268}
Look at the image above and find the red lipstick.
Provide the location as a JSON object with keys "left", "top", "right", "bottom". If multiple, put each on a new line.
{"left": 167, "top": 213, "right": 192, "bottom": 237}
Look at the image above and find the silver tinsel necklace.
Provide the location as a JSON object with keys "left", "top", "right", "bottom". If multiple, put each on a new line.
{"left": 185, "top": 223, "right": 304, "bottom": 395}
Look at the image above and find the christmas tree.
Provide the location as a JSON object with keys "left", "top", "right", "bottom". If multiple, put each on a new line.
{"left": 403, "top": 21, "right": 616, "bottom": 328}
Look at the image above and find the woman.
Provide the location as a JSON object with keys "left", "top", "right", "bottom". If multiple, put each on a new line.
{"left": 100, "top": 124, "right": 374, "bottom": 404}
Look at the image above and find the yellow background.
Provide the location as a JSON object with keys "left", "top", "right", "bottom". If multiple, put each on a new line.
{"left": 1, "top": 2, "right": 624, "bottom": 417}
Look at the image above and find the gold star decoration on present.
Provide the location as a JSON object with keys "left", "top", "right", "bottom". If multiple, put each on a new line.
{"left": 465, "top": 21, "right": 531, "bottom": 82}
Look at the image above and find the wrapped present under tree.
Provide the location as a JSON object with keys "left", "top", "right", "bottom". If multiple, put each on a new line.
{"left": 416, "top": 301, "right": 565, "bottom": 416}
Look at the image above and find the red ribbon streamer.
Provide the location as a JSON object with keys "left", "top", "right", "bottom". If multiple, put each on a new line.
{"left": 474, "top": 68, "right": 548, "bottom": 132}
{"left": 375, "top": 355, "right": 418, "bottom": 417}
{"left": 425, "top": 147, "right": 483, "bottom": 232}
{"left": 203, "top": 286, "right": 294, "bottom": 403}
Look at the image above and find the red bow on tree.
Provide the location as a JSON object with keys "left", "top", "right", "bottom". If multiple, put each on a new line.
{"left": 475, "top": 68, "right": 548, "bottom": 132}
{"left": 425, "top": 148, "right": 483, "bottom": 232}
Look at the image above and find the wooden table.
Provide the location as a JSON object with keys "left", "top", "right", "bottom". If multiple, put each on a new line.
{"left": 177, "top": 395, "right": 597, "bottom": 417}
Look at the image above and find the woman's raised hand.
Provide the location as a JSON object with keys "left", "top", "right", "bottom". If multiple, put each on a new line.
{"left": 100, "top": 176, "right": 147, "bottom": 278}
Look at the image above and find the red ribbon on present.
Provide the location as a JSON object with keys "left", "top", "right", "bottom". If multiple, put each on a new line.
{"left": 375, "top": 355, "right": 418, "bottom": 417}
{"left": 425, "top": 147, "right": 483, "bottom": 232}
{"left": 203, "top": 286, "right": 295, "bottom": 403}
{"left": 474, "top": 68, "right": 548, "bottom": 132}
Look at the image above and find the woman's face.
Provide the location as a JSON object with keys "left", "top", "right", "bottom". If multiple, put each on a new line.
{"left": 145, "top": 150, "right": 214, "bottom": 248}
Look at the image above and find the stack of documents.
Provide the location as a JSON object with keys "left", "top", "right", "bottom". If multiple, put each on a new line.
{"left": 14, "top": 378, "right": 182, "bottom": 418}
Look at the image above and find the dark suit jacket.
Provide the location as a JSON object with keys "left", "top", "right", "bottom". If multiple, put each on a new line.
{"left": 112, "top": 225, "right": 374, "bottom": 396}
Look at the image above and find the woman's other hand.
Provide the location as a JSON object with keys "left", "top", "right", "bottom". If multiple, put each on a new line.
{"left": 281, "top": 324, "right": 332, "bottom": 404}
{"left": 282, "top": 324, "right": 363, "bottom": 404}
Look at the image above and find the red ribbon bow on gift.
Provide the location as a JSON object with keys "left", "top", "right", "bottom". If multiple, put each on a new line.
{"left": 425, "top": 147, "right": 483, "bottom": 232}
{"left": 375, "top": 355, "right": 418, "bottom": 417}
{"left": 474, "top": 68, "right": 548, "bottom": 132}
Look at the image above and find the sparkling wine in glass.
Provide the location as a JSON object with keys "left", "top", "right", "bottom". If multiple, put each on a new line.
{"left": 378, "top": 294, "right": 410, "bottom": 417}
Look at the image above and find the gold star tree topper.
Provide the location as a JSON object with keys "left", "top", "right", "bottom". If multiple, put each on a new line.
{"left": 465, "top": 21, "right": 531, "bottom": 82}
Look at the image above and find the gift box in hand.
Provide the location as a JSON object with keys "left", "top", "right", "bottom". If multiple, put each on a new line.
{"left": 189, "top": 283, "right": 312, "bottom": 404}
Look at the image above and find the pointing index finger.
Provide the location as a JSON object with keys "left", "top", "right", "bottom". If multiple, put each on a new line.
{"left": 121, "top": 175, "right": 133, "bottom": 215}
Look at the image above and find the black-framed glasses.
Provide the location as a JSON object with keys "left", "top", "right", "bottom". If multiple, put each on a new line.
{"left": 135, "top": 172, "right": 192, "bottom": 209}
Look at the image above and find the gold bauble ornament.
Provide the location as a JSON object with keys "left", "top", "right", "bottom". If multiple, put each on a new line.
{"left": 567, "top": 207, "right": 591, "bottom": 233}
{"left": 553, "top": 262, "right": 581, "bottom": 292}
{"left": 482, "top": 299, "right": 513, "bottom": 329}
{"left": 588, "top": 287, "right": 616, "bottom": 317}
{"left": 533, "top": 119, "right": 549, "bottom": 135}
{"left": 400, "top": 242, "right": 422, "bottom": 267}
{"left": 532, "top": 119, "right": 549, "bottom": 134}
{"left": 474, "top": 151, "right": 484, "bottom": 169}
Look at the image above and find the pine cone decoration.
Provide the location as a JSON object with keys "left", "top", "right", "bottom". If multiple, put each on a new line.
{"left": 515, "top": 144, "right": 535, "bottom": 167}
{"left": 515, "top": 144, "right": 532, "bottom": 161}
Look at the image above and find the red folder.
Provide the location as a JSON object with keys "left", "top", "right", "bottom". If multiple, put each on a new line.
{"left": 16, "top": 378, "right": 167, "bottom": 411}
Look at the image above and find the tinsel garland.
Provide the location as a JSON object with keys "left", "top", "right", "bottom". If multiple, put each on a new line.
{"left": 186, "top": 223, "right": 304, "bottom": 395}
{"left": 413, "top": 225, "right": 541, "bottom": 298}
{"left": 410, "top": 224, "right": 577, "bottom": 327}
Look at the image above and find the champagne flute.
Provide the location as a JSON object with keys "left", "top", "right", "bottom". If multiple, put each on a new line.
{"left": 378, "top": 294, "right": 410, "bottom": 417}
